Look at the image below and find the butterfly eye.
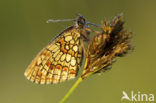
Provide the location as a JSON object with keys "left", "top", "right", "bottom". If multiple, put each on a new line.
{"left": 78, "top": 18, "right": 85, "bottom": 25}
{"left": 76, "top": 16, "right": 86, "bottom": 28}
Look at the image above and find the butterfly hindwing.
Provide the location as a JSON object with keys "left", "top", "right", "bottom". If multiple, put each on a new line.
{"left": 24, "top": 26, "right": 83, "bottom": 84}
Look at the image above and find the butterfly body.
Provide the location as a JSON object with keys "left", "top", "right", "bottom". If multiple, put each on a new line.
{"left": 24, "top": 15, "right": 90, "bottom": 84}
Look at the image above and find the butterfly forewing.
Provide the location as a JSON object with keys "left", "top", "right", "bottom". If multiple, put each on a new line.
{"left": 24, "top": 26, "right": 83, "bottom": 84}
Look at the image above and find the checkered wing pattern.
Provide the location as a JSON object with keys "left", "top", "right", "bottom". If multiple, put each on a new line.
{"left": 24, "top": 26, "right": 83, "bottom": 84}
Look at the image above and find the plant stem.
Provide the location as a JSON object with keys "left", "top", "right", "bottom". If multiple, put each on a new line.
{"left": 60, "top": 77, "right": 83, "bottom": 103}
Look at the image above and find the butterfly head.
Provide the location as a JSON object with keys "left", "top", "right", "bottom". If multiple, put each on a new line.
{"left": 75, "top": 14, "right": 88, "bottom": 28}
{"left": 75, "top": 14, "right": 100, "bottom": 29}
{"left": 75, "top": 14, "right": 91, "bottom": 41}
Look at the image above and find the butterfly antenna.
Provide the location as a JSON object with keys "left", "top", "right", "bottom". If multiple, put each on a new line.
{"left": 46, "top": 19, "right": 75, "bottom": 23}
{"left": 87, "top": 22, "right": 101, "bottom": 27}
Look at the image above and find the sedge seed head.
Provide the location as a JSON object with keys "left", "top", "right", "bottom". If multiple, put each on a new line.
{"left": 81, "top": 15, "right": 133, "bottom": 78}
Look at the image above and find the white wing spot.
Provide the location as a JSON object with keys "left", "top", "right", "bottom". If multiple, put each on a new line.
{"left": 37, "top": 57, "right": 42, "bottom": 65}
{"left": 65, "top": 45, "right": 70, "bottom": 50}
{"left": 53, "top": 50, "right": 60, "bottom": 58}
{"left": 73, "top": 45, "right": 78, "bottom": 52}
{"left": 66, "top": 54, "right": 71, "bottom": 62}
{"left": 61, "top": 53, "right": 66, "bottom": 61}
{"left": 65, "top": 36, "right": 72, "bottom": 42}
{"left": 55, "top": 52, "right": 63, "bottom": 61}
{"left": 71, "top": 57, "right": 76, "bottom": 66}
{"left": 70, "top": 40, "right": 75, "bottom": 44}
{"left": 48, "top": 44, "right": 58, "bottom": 51}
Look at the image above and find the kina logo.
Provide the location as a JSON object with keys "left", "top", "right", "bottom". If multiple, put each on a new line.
{"left": 121, "top": 91, "right": 154, "bottom": 102}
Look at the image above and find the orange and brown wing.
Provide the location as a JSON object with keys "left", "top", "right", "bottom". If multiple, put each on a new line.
{"left": 24, "top": 26, "right": 83, "bottom": 84}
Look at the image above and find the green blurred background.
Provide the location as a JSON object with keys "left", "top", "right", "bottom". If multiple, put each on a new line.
{"left": 1, "top": 0, "right": 156, "bottom": 103}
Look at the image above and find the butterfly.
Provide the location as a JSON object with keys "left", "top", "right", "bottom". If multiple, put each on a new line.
{"left": 24, "top": 15, "right": 92, "bottom": 84}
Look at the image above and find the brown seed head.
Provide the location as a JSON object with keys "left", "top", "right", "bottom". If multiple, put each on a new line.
{"left": 81, "top": 15, "right": 133, "bottom": 78}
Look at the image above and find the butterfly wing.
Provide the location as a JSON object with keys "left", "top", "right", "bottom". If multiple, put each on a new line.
{"left": 24, "top": 26, "right": 83, "bottom": 84}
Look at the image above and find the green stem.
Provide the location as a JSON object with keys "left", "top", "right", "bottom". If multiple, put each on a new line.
{"left": 60, "top": 77, "right": 83, "bottom": 103}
